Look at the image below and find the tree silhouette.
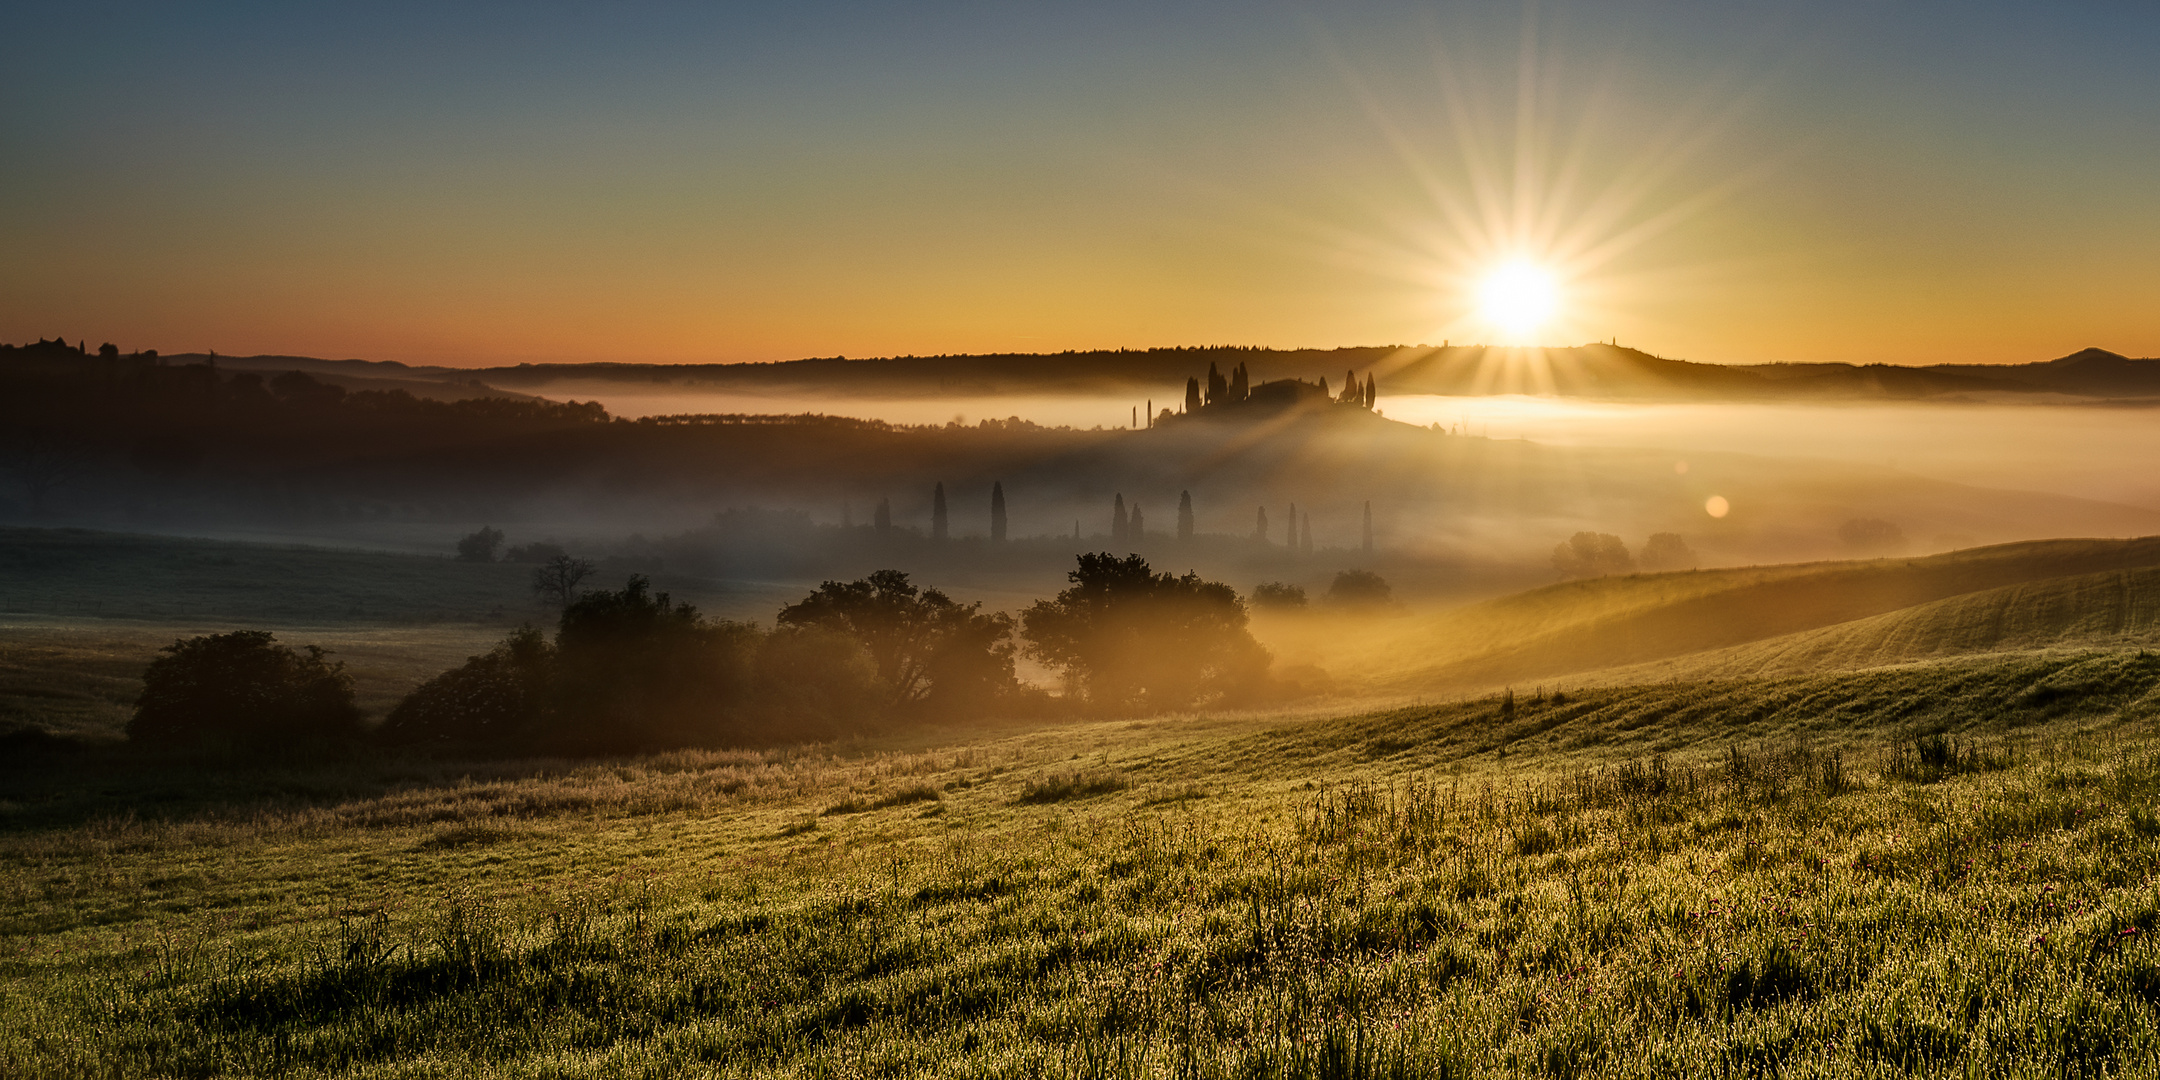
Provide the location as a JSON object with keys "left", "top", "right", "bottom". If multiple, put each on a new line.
{"left": 1300, "top": 511, "right": 1314, "bottom": 557}
{"left": 1363, "top": 373, "right": 1377, "bottom": 409}
{"left": 1129, "top": 503, "right": 1145, "bottom": 541}
{"left": 1177, "top": 490, "right": 1194, "bottom": 541}
{"left": 1205, "top": 362, "right": 1226, "bottom": 406}
{"left": 932, "top": 482, "right": 949, "bottom": 540}
{"left": 1021, "top": 553, "right": 1269, "bottom": 714}
{"left": 990, "top": 481, "right": 1007, "bottom": 542}
{"left": 545, "top": 575, "right": 763, "bottom": 752}
{"left": 1325, "top": 569, "right": 1392, "bottom": 609}
{"left": 1184, "top": 376, "right": 1202, "bottom": 413}
{"left": 1254, "top": 506, "right": 1269, "bottom": 543}
{"left": 1639, "top": 532, "right": 1698, "bottom": 571}
{"left": 129, "top": 631, "right": 362, "bottom": 749}
{"left": 1251, "top": 581, "right": 1307, "bottom": 610}
{"left": 874, "top": 497, "right": 892, "bottom": 534}
{"left": 380, "top": 627, "right": 552, "bottom": 749}
{"left": 532, "top": 553, "right": 597, "bottom": 609}
{"left": 1551, "top": 532, "right": 1634, "bottom": 578}
{"left": 1230, "top": 363, "right": 1248, "bottom": 402}
{"left": 456, "top": 526, "right": 505, "bottom": 563}
{"left": 1112, "top": 494, "right": 1128, "bottom": 543}
{"left": 778, "top": 569, "right": 1017, "bottom": 713}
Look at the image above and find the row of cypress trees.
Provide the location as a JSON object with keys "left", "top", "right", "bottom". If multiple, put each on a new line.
{"left": 866, "top": 485, "right": 1375, "bottom": 552}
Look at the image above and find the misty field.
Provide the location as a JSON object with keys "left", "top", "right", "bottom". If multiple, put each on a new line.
{"left": 7, "top": 651, "right": 2160, "bottom": 1078}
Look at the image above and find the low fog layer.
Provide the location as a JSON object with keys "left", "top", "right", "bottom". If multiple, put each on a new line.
{"left": 542, "top": 381, "right": 2160, "bottom": 514}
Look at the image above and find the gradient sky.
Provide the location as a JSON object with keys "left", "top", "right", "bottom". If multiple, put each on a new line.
{"left": 4, "top": 2, "right": 2156, "bottom": 368}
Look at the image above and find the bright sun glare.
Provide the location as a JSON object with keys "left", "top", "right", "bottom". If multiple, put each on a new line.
{"left": 1476, "top": 261, "right": 1560, "bottom": 342}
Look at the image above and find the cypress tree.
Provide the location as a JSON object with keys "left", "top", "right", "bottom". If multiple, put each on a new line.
{"left": 1206, "top": 362, "right": 1226, "bottom": 405}
{"left": 1362, "top": 500, "right": 1373, "bottom": 554}
{"left": 1177, "top": 490, "right": 1194, "bottom": 541}
{"left": 1129, "top": 503, "right": 1145, "bottom": 541}
{"left": 1112, "top": 494, "right": 1128, "bottom": 543}
{"left": 1230, "top": 363, "right": 1248, "bottom": 401}
{"left": 1343, "top": 369, "right": 1359, "bottom": 403}
{"left": 1185, "top": 376, "right": 1202, "bottom": 414}
{"left": 1301, "top": 512, "right": 1314, "bottom": 557}
{"left": 991, "top": 481, "right": 1007, "bottom": 542}
{"left": 932, "top": 483, "right": 949, "bottom": 540}
{"left": 874, "top": 498, "right": 892, "bottom": 534}
{"left": 1364, "top": 373, "right": 1377, "bottom": 409}
{"left": 1255, "top": 506, "right": 1269, "bottom": 543}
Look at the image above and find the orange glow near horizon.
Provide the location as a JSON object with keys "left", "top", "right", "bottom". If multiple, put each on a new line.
{"left": 4, "top": 8, "right": 2158, "bottom": 369}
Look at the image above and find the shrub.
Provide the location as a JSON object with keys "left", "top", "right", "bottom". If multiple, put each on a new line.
{"left": 1551, "top": 532, "right": 1633, "bottom": 578}
{"left": 1324, "top": 569, "right": 1393, "bottom": 609}
{"left": 1250, "top": 581, "right": 1308, "bottom": 610}
{"left": 455, "top": 526, "right": 504, "bottom": 563}
{"left": 378, "top": 627, "right": 553, "bottom": 749}
{"left": 1638, "top": 532, "right": 1698, "bottom": 571}
{"left": 129, "top": 631, "right": 362, "bottom": 750}
{"left": 544, "top": 576, "right": 762, "bottom": 753}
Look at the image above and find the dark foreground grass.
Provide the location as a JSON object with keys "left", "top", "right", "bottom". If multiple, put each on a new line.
{"left": 7, "top": 649, "right": 2160, "bottom": 1077}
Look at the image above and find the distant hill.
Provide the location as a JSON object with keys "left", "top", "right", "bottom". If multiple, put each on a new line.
{"left": 159, "top": 341, "right": 2160, "bottom": 404}
{"left": 1926, "top": 347, "right": 2160, "bottom": 398}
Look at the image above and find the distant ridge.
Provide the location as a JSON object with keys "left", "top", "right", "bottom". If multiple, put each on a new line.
{"left": 64, "top": 339, "right": 2160, "bottom": 404}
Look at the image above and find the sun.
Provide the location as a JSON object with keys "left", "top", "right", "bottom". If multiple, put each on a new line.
{"left": 1475, "top": 261, "right": 1560, "bottom": 342}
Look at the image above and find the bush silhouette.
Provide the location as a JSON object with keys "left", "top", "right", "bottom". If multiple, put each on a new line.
{"left": 129, "top": 631, "right": 362, "bottom": 749}
{"left": 545, "top": 576, "right": 764, "bottom": 753}
{"left": 379, "top": 627, "right": 553, "bottom": 749}
{"left": 456, "top": 526, "right": 504, "bottom": 562}
{"left": 1324, "top": 569, "right": 1393, "bottom": 609}
{"left": 1250, "top": 581, "right": 1308, "bottom": 610}
{"left": 385, "top": 576, "right": 890, "bottom": 755}
{"left": 1551, "top": 532, "right": 1633, "bottom": 579}
{"left": 1639, "top": 532, "right": 1699, "bottom": 571}
{"left": 776, "top": 569, "right": 1017, "bottom": 716}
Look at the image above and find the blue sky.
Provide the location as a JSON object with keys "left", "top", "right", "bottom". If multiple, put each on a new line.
{"left": 4, "top": 1, "right": 2155, "bottom": 365}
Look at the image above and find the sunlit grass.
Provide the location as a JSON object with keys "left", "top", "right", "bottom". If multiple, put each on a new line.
{"left": 6, "top": 652, "right": 2160, "bottom": 1076}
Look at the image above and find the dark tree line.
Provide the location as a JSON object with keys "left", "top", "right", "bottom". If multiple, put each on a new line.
{"left": 126, "top": 555, "right": 1281, "bottom": 757}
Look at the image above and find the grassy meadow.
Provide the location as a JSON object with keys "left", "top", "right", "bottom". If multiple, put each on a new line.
{"left": 7, "top": 649, "right": 2160, "bottom": 1077}
{"left": 12, "top": 527, "right": 2160, "bottom": 1076}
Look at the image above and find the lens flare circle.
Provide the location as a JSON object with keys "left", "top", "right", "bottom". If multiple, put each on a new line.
{"left": 1705, "top": 495, "right": 1730, "bottom": 518}
{"left": 1475, "top": 261, "right": 1560, "bottom": 341}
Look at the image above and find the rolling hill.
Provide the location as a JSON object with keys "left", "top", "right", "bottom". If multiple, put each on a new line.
{"left": 143, "top": 342, "right": 2160, "bottom": 404}
{"left": 1271, "top": 536, "right": 2160, "bottom": 695}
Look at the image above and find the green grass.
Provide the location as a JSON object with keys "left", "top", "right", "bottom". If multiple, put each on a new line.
{"left": 0, "top": 624, "right": 509, "bottom": 739}
{"left": 1618, "top": 566, "right": 2160, "bottom": 684}
{"left": 8, "top": 650, "right": 2160, "bottom": 1077}
{"left": 0, "top": 526, "right": 792, "bottom": 628}
{"left": 1260, "top": 536, "right": 2160, "bottom": 696}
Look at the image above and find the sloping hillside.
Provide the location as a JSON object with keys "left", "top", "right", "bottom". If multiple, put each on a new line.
{"left": 1275, "top": 536, "right": 2160, "bottom": 693}
{"left": 1599, "top": 564, "right": 2160, "bottom": 685}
